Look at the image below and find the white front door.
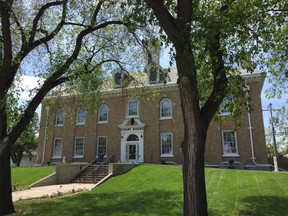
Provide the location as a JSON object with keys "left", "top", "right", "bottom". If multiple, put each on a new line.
{"left": 126, "top": 142, "right": 139, "bottom": 163}
{"left": 120, "top": 133, "right": 144, "bottom": 163}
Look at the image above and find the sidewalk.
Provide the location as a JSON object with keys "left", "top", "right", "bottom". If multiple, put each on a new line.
{"left": 13, "top": 183, "right": 96, "bottom": 202}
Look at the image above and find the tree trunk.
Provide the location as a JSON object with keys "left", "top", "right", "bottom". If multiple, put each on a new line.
{"left": 0, "top": 145, "right": 15, "bottom": 215}
{"left": 182, "top": 121, "right": 208, "bottom": 216}
{"left": 179, "top": 85, "right": 208, "bottom": 216}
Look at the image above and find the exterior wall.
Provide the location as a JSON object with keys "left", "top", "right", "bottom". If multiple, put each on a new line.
{"left": 36, "top": 76, "right": 268, "bottom": 166}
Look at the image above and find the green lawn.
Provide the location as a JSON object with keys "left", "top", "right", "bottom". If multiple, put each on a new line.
{"left": 11, "top": 166, "right": 55, "bottom": 190}
{"left": 13, "top": 164, "right": 288, "bottom": 216}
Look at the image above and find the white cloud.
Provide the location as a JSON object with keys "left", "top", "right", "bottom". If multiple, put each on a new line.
{"left": 21, "top": 75, "right": 43, "bottom": 90}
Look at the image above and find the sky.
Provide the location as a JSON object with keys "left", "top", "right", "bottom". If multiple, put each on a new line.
{"left": 20, "top": 50, "right": 287, "bottom": 130}
{"left": 159, "top": 49, "right": 288, "bottom": 129}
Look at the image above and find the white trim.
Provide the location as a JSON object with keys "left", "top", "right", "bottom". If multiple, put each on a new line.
{"left": 76, "top": 107, "right": 86, "bottom": 125}
{"left": 74, "top": 137, "right": 85, "bottom": 158}
{"left": 98, "top": 104, "right": 108, "bottom": 123}
{"left": 52, "top": 138, "right": 63, "bottom": 158}
{"left": 97, "top": 136, "right": 108, "bottom": 157}
{"left": 160, "top": 154, "right": 174, "bottom": 158}
{"left": 160, "top": 98, "right": 173, "bottom": 119}
{"left": 127, "top": 99, "right": 139, "bottom": 117}
{"left": 219, "top": 96, "right": 232, "bottom": 116}
{"left": 222, "top": 130, "right": 239, "bottom": 156}
{"left": 160, "top": 133, "right": 173, "bottom": 156}
{"left": 222, "top": 154, "right": 240, "bottom": 157}
{"left": 55, "top": 109, "right": 65, "bottom": 126}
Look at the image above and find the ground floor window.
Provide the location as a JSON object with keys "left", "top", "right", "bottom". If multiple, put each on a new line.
{"left": 222, "top": 131, "right": 238, "bottom": 156}
{"left": 74, "top": 137, "right": 84, "bottom": 158}
{"left": 52, "top": 138, "right": 63, "bottom": 158}
{"left": 97, "top": 136, "right": 107, "bottom": 157}
{"left": 160, "top": 133, "right": 173, "bottom": 157}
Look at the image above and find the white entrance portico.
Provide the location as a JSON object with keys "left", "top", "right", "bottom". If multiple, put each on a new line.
{"left": 119, "top": 118, "right": 145, "bottom": 163}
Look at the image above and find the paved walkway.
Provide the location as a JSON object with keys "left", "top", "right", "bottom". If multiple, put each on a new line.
{"left": 13, "top": 183, "right": 96, "bottom": 202}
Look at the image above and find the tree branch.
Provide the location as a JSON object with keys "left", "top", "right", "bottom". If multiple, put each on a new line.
{"left": 2, "top": 20, "right": 125, "bottom": 154}
{"left": 11, "top": 9, "right": 27, "bottom": 46}
{"left": 144, "top": 0, "right": 180, "bottom": 44}
{"left": 91, "top": 0, "right": 104, "bottom": 26}
{"left": 29, "top": 1, "right": 65, "bottom": 45}
{"left": 200, "top": 33, "right": 228, "bottom": 127}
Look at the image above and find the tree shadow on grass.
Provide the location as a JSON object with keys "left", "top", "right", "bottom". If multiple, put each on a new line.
{"left": 15, "top": 189, "right": 183, "bottom": 216}
{"left": 237, "top": 195, "right": 288, "bottom": 216}
{"left": 208, "top": 195, "right": 288, "bottom": 216}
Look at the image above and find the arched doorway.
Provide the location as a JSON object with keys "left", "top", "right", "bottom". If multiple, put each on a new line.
{"left": 125, "top": 134, "right": 139, "bottom": 163}
{"left": 119, "top": 118, "right": 145, "bottom": 163}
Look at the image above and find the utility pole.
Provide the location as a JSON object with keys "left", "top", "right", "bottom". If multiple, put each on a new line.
{"left": 268, "top": 103, "right": 279, "bottom": 172}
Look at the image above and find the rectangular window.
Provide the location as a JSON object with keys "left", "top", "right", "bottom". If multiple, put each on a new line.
{"left": 128, "top": 100, "right": 138, "bottom": 117}
{"left": 52, "top": 138, "right": 63, "bottom": 158}
{"left": 160, "top": 133, "right": 173, "bottom": 157}
{"left": 97, "top": 136, "right": 107, "bottom": 157}
{"left": 74, "top": 137, "right": 84, "bottom": 158}
{"left": 222, "top": 131, "right": 239, "bottom": 156}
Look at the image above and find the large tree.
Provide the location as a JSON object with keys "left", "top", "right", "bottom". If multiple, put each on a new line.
{"left": 131, "top": 0, "right": 288, "bottom": 215}
{"left": 0, "top": 1, "right": 142, "bottom": 214}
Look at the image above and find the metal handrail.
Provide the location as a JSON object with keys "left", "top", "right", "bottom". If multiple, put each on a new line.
{"left": 82, "top": 154, "right": 115, "bottom": 182}
{"left": 78, "top": 153, "right": 106, "bottom": 176}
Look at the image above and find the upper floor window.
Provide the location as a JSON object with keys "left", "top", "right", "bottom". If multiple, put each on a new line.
{"left": 222, "top": 131, "right": 239, "bottom": 156}
{"left": 98, "top": 104, "right": 108, "bottom": 123}
{"left": 160, "top": 98, "right": 172, "bottom": 119}
{"left": 148, "top": 67, "right": 168, "bottom": 84}
{"left": 128, "top": 100, "right": 139, "bottom": 117}
{"left": 114, "top": 71, "right": 130, "bottom": 88}
{"left": 74, "top": 137, "right": 84, "bottom": 158}
{"left": 219, "top": 96, "right": 233, "bottom": 116}
{"left": 160, "top": 133, "right": 173, "bottom": 157}
{"left": 55, "top": 109, "right": 64, "bottom": 126}
{"left": 52, "top": 138, "right": 63, "bottom": 158}
{"left": 76, "top": 107, "right": 86, "bottom": 125}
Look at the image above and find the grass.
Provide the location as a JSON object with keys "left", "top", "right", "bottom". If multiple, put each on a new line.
{"left": 13, "top": 164, "right": 288, "bottom": 216}
{"left": 11, "top": 166, "right": 55, "bottom": 190}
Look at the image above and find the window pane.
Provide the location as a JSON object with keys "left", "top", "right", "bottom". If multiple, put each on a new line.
{"left": 128, "top": 100, "right": 138, "bottom": 116}
{"left": 77, "top": 108, "right": 86, "bottom": 124}
{"left": 161, "top": 99, "right": 172, "bottom": 117}
{"left": 97, "top": 136, "right": 107, "bottom": 156}
{"left": 223, "top": 131, "right": 237, "bottom": 154}
{"left": 114, "top": 72, "right": 122, "bottom": 86}
{"left": 56, "top": 109, "right": 64, "bottom": 125}
{"left": 74, "top": 138, "right": 84, "bottom": 156}
{"left": 161, "top": 133, "right": 172, "bottom": 155}
{"left": 53, "top": 139, "right": 62, "bottom": 157}
{"left": 99, "top": 105, "right": 108, "bottom": 122}
{"left": 220, "top": 96, "right": 233, "bottom": 114}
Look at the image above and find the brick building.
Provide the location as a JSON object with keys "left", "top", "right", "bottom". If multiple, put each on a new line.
{"left": 36, "top": 68, "right": 268, "bottom": 168}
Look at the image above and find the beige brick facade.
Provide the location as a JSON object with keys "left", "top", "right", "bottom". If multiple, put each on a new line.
{"left": 36, "top": 72, "right": 268, "bottom": 166}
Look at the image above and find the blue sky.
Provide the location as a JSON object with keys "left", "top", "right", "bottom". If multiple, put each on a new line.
{"left": 20, "top": 50, "right": 286, "bottom": 129}
{"left": 159, "top": 49, "right": 287, "bottom": 129}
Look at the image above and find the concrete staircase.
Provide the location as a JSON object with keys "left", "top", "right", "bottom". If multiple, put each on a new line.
{"left": 72, "top": 154, "right": 114, "bottom": 184}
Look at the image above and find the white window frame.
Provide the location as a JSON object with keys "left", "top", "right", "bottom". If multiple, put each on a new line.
{"left": 127, "top": 100, "right": 139, "bottom": 117}
{"left": 222, "top": 130, "right": 239, "bottom": 157}
{"left": 76, "top": 107, "right": 86, "bottom": 125}
{"left": 160, "top": 133, "right": 173, "bottom": 157}
{"left": 52, "top": 138, "right": 63, "bottom": 159}
{"left": 98, "top": 104, "right": 108, "bottom": 123}
{"left": 97, "top": 136, "right": 107, "bottom": 158}
{"left": 160, "top": 98, "right": 173, "bottom": 119}
{"left": 219, "top": 96, "right": 233, "bottom": 116}
{"left": 55, "top": 109, "right": 64, "bottom": 126}
{"left": 73, "top": 137, "right": 84, "bottom": 158}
